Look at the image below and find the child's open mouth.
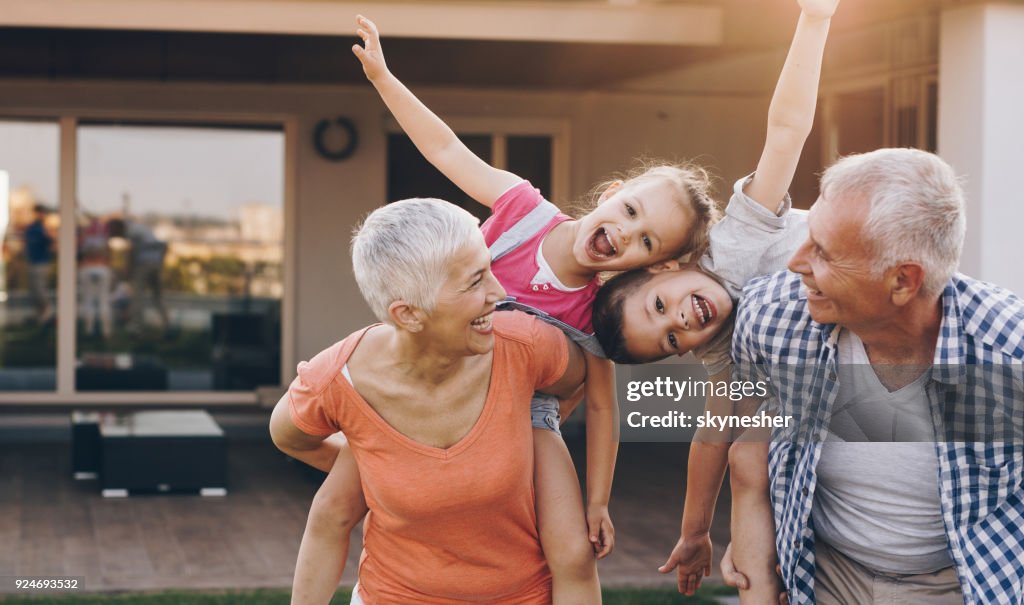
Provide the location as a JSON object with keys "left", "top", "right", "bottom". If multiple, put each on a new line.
{"left": 587, "top": 227, "right": 617, "bottom": 260}
{"left": 692, "top": 294, "right": 717, "bottom": 326}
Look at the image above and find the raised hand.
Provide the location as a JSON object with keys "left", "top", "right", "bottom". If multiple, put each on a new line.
{"left": 351, "top": 15, "right": 388, "bottom": 81}
{"left": 659, "top": 533, "right": 713, "bottom": 595}
{"left": 798, "top": 0, "right": 839, "bottom": 19}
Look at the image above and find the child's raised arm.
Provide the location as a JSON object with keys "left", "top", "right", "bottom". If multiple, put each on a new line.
{"left": 352, "top": 16, "right": 520, "bottom": 207}
{"left": 745, "top": 0, "right": 838, "bottom": 210}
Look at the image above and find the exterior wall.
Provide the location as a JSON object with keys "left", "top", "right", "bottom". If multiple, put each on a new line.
{"left": 939, "top": 3, "right": 1024, "bottom": 298}
{"left": 574, "top": 92, "right": 766, "bottom": 202}
{"left": 0, "top": 79, "right": 765, "bottom": 378}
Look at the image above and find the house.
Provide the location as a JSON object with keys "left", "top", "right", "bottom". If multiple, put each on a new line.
{"left": 0, "top": 0, "right": 1019, "bottom": 405}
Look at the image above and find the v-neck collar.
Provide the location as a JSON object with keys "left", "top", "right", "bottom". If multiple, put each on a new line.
{"left": 335, "top": 325, "right": 499, "bottom": 460}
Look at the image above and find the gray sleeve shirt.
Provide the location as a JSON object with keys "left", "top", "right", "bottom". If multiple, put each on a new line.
{"left": 693, "top": 174, "right": 809, "bottom": 375}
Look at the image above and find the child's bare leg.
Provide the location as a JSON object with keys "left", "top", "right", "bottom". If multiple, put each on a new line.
{"left": 292, "top": 440, "right": 368, "bottom": 605}
{"left": 534, "top": 428, "right": 602, "bottom": 605}
{"left": 728, "top": 437, "right": 782, "bottom": 605}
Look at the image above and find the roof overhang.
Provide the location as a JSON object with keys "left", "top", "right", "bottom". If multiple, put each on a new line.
{"left": 1, "top": 0, "right": 723, "bottom": 46}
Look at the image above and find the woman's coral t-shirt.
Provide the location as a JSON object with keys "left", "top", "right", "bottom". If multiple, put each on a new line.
{"left": 287, "top": 312, "right": 569, "bottom": 604}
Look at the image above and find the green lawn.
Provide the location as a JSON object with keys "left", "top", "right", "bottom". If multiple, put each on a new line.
{"left": 0, "top": 586, "right": 737, "bottom": 604}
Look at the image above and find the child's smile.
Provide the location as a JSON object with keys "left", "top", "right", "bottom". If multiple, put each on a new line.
{"left": 572, "top": 178, "right": 695, "bottom": 272}
{"left": 620, "top": 267, "right": 733, "bottom": 361}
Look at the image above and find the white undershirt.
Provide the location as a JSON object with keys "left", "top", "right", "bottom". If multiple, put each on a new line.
{"left": 531, "top": 242, "right": 585, "bottom": 292}
{"left": 812, "top": 329, "right": 951, "bottom": 574}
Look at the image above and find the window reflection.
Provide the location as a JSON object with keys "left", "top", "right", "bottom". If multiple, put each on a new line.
{"left": 0, "top": 120, "right": 60, "bottom": 391}
{"left": 76, "top": 123, "right": 284, "bottom": 391}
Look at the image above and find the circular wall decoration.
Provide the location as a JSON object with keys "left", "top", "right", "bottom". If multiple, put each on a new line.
{"left": 313, "top": 116, "right": 359, "bottom": 161}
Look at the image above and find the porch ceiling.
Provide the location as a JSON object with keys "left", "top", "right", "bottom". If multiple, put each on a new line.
{"left": 0, "top": 0, "right": 944, "bottom": 90}
{"left": 0, "top": 27, "right": 728, "bottom": 90}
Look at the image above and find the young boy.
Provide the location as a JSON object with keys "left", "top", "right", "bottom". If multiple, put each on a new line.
{"left": 592, "top": 0, "right": 838, "bottom": 602}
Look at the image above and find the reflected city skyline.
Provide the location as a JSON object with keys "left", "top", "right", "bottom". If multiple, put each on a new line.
{"left": 0, "top": 120, "right": 285, "bottom": 392}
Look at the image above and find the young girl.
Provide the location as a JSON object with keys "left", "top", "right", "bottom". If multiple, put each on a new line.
{"left": 289, "top": 16, "right": 722, "bottom": 605}
{"left": 591, "top": 0, "right": 839, "bottom": 602}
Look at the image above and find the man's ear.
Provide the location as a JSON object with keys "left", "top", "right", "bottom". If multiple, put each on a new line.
{"left": 890, "top": 263, "right": 926, "bottom": 306}
{"left": 598, "top": 180, "right": 624, "bottom": 203}
{"left": 388, "top": 300, "right": 426, "bottom": 332}
{"left": 646, "top": 259, "right": 681, "bottom": 274}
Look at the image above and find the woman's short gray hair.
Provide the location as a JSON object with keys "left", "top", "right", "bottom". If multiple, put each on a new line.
{"left": 821, "top": 148, "right": 966, "bottom": 296}
{"left": 351, "top": 199, "right": 481, "bottom": 323}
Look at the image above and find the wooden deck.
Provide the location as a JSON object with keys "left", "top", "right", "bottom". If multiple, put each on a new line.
{"left": 0, "top": 427, "right": 732, "bottom": 594}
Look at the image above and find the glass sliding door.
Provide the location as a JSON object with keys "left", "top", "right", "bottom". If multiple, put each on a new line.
{"left": 0, "top": 120, "right": 60, "bottom": 391}
{"left": 75, "top": 122, "right": 285, "bottom": 391}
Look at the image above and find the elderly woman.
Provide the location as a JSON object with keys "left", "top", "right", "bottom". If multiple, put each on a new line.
{"left": 270, "top": 198, "right": 586, "bottom": 604}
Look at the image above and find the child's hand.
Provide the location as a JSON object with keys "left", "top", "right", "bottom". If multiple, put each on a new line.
{"left": 586, "top": 503, "right": 615, "bottom": 559}
{"left": 798, "top": 0, "right": 839, "bottom": 19}
{"left": 658, "top": 533, "right": 713, "bottom": 596}
{"left": 351, "top": 15, "right": 389, "bottom": 82}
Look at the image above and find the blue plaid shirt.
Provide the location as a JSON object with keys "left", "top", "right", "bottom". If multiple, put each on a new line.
{"left": 733, "top": 270, "right": 1024, "bottom": 605}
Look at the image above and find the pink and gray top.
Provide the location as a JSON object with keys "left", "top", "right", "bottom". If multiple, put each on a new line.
{"left": 481, "top": 181, "right": 601, "bottom": 334}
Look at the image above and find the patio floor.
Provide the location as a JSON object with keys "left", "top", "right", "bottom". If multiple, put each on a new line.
{"left": 0, "top": 416, "right": 732, "bottom": 594}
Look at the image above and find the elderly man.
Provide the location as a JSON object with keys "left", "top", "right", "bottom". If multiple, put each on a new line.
{"left": 727, "top": 148, "right": 1023, "bottom": 604}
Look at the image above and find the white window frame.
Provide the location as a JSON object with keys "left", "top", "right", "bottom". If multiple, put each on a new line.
{"left": 0, "top": 109, "right": 297, "bottom": 406}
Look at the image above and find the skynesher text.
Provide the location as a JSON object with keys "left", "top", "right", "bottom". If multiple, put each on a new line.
{"left": 626, "top": 410, "right": 792, "bottom": 431}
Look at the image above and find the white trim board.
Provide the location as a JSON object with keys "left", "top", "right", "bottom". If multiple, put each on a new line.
{"left": 1, "top": 0, "right": 723, "bottom": 46}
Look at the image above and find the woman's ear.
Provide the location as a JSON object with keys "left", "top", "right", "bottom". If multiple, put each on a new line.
{"left": 388, "top": 300, "right": 425, "bottom": 332}
{"left": 598, "top": 180, "right": 624, "bottom": 203}
{"left": 646, "top": 259, "right": 681, "bottom": 274}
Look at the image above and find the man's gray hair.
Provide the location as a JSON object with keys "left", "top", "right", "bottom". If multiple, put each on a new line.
{"left": 821, "top": 148, "right": 966, "bottom": 296}
{"left": 351, "top": 198, "right": 481, "bottom": 324}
